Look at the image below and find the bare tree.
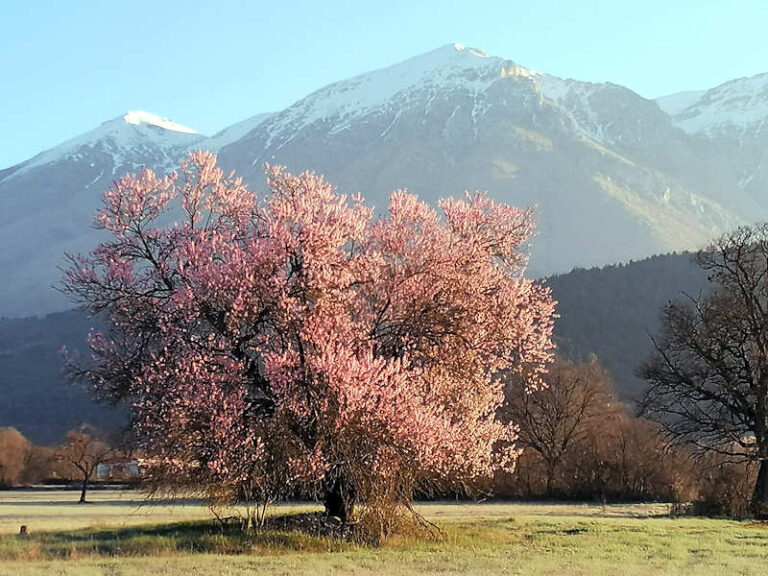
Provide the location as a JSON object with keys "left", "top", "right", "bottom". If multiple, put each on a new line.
{"left": 641, "top": 223, "right": 768, "bottom": 517}
{"left": 506, "top": 357, "right": 617, "bottom": 495}
{"left": 56, "top": 427, "right": 114, "bottom": 503}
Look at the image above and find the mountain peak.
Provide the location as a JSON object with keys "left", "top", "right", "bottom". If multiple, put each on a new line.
{"left": 381, "top": 43, "right": 502, "bottom": 79}
{"left": 2, "top": 110, "right": 202, "bottom": 177}
{"left": 409, "top": 43, "right": 530, "bottom": 75}
{"left": 122, "top": 110, "right": 197, "bottom": 134}
{"left": 448, "top": 43, "right": 490, "bottom": 58}
{"left": 261, "top": 44, "right": 541, "bottom": 142}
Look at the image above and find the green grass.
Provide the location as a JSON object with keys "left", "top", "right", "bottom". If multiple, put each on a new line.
{"left": 1, "top": 491, "right": 767, "bottom": 575}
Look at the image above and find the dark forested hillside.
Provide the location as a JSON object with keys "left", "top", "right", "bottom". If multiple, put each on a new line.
{"left": 0, "top": 252, "right": 708, "bottom": 444}
{"left": 0, "top": 310, "right": 123, "bottom": 445}
{"left": 549, "top": 252, "right": 707, "bottom": 402}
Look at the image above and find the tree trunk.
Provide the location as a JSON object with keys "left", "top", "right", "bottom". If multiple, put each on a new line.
{"left": 324, "top": 471, "right": 354, "bottom": 523}
{"left": 752, "top": 459, "right": 768, "bottom": 519}
{"left": 545, "top": 462, "right": 556, "bottom": 497}
{"left": 79, "top": 476, "right": 89, "bottom": 504}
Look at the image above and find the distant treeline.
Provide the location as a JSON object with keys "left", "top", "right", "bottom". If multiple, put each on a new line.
{"left": 495, "top": 357, "right": 756, "bottom": 517}
{"left": 0, "top": 310, "right": 123, "bottom": 444}
{"left": 548, "top": 251, "right": 707, "bottom": 401}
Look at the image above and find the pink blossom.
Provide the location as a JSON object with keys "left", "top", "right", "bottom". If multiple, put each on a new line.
{"left": 63, "top": 152, "right": 555, "bottom": 513}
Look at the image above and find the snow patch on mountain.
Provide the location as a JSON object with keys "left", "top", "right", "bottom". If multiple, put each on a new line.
{"left": 655, "top": 90, "right": 706, "bottom": 116}
{"left": 535, "top": 76, "right": 611, "bottom": 138}
{"left": 262, "top": 44, "right": 536, "bottom": 145}
{"left": 122, "top": 111, "right": 197, "bottom": 134}
{"left": 204, "top": 113, "right": 276, "bottom": 151}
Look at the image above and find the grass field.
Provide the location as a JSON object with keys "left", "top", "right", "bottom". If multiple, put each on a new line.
{"left": 0, "top": 490, "right": 766, "bottom": 575}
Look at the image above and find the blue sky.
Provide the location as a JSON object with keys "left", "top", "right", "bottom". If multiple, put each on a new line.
{"left": 1, "top": 0, "right": 767, "bottom": 169}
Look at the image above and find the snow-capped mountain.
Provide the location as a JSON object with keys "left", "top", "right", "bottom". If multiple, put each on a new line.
{"left": 2, "top": 44, "right": 767, "bottom": 317}
{"left": 3, "top": 111, "right": 202, "bottom": 183}
{"left": 0, "top": 111, "right": 272, "bottom": 316}
{"left": 657, "top": 72, "right": 768, "bottom": 212}
{"left": 658, "top": 72, "right": 768, "bottom": 134}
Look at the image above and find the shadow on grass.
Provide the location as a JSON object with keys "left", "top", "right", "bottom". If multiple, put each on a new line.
{"left": 0, "top": 515, "right": 355, "bottom": 560}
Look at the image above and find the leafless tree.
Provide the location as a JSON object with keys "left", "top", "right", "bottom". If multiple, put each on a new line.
{"left": 56, "top": 427, "right": 114, "bottom": 503}
{"left": 506, "top": 356, "right": 617, "bottom": 495}
{"left": 641, "top": 223, "right": 768, "bottom": 516}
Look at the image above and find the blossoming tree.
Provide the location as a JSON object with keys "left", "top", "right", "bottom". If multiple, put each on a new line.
{"left": 64, "top": 151, "right": 555, "bottom": 535}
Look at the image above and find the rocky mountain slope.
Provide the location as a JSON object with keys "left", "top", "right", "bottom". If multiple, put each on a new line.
{"left": 219, "top": 45, "right": 753, "bottom": 278}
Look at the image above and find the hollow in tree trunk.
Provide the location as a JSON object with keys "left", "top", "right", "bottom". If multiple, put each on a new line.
{"left": 753, "top": 458, "right": 768, "bottom": 519}
{"left": 324, "top": 470, "right": 355, "bottom": 523}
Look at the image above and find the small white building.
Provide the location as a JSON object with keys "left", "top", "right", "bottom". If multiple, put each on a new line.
{"left": 96, "top": 458, "right": 141, "bottom": 481}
